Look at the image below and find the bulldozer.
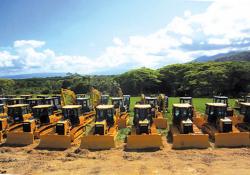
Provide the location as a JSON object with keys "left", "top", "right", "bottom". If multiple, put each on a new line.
{"left": 4, "top": 105, "right": 62, "bottom": 145}
{"left": 126, "top": 104, "right": 163, "bottom": 149}
{"left": 168, "top": 103, "right": 209, "bottom": 149}
{"left": 27, "top": 98, "right": 43, "bottom": 108}
{"left": 111, "top": 97, "right": 130, "bottom": 129}
{"left": 4, "top": 95, "right": 17, "bottom": 99}
{"left": 20, "top": 95, "right": 32, "bottom": 103}
{"left": 38, "top": 88, "right": 96, "bottom": 149}
{"left": 235, "top": 96, "right": 250, "bottom": 110}
{"left": 77, "top": 97, "right": 92, "bottom": 113}
{"left": 100, "top": 95, "right": 109, "bottom": 105}
{"left": 37, "top": 95, "right": 49, "bottom": 99}
{"left": 7, "top": 98, "right": 25, "bottom": 105}
{"left": 0, "top": 104, "right": 7, "bottom": 118}
{"left": 194, "top": 103, "right": 249, "bottom": 147}
{"left": 235, "top": 103, "right": 250, "bottom": 133}
{"left": 180, "top": 97, "right": 192, "bottom": 105}
{"left": 43, "top": 97, "right": 61, "bottom": 111}
{"left": 142, "top": 95, "right": 168, "bottom": 129}
{"left": 38, "top": 104, "right": 95, "bottom": 149}
{"left": 213, "top": 96, "right": 234, "bottom": 117}
{"left": 0, "top": 98, "right": 8, "bottom": 105}
{"left": 123, "top": 95, "right": 131, "bottom": 111}
{"left": 80, "top": 104, "right": 118, "bottom": 149}
{"left": 4, "top": 104, "right": 33, "bottom": 144}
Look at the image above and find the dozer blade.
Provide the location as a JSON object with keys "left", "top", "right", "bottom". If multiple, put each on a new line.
{"left": 215, "top": 132, "right": 250, "bottom": 147}
{"left": 38, "top": 134, "right": 71, "bottom": 149}
{"left": 0, "top": 131, "right": 3, "bottom": 143}
{"left": 117, "top": 118, "right": 128, "bottom": 129}
{"left": 5, "top": 132, "right": 34, "bottom": 145}
{"left": 126, "top": 134, "right": 163, "bottom": 149}
{"left": 172, "top": 134, "right": 209, "bottom": 149}
{"left": 80, "top": 135, "right": 116, "bottom": 149}
{"left": 153, "top": 118, "right": 168, "bottom": 129}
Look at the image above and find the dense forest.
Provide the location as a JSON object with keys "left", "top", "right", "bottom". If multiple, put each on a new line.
{"left": 0, "top": 61, "right": 249, "bottom": 97}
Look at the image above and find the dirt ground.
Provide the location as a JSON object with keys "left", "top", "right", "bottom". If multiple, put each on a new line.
{"left": 0, "top": 138, "right": 249, "bottom": 175}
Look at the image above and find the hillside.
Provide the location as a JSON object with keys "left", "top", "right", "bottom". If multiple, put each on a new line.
{"left": 193, "top": 50, "right": 250, "bottom": 62}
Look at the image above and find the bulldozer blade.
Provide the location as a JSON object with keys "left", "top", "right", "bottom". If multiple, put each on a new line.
{"left": 117, "top": 118, "right": 128, "bottom": 129}
{"left": 215, "top": 132, "right": 250, "bottom": 147}
{"left": 126, "top": 134, "right": 163, "bottom": 149}
{"left": 153, "top": 118, "right": 168, "bottom": 129}
{"left": 0, "top": 131, "right": 3, "bottom": 143}
{"left": 5, "top": 132, "right": 34, "bottom": 145}
{"left": 80, "top": 135, "right": 116, "bottom": 149}
{"left": 172, "top": 134, "right": 209, "bottom": 149}
{"left": 38, "top": 134, "right": 71, "bottom": 149}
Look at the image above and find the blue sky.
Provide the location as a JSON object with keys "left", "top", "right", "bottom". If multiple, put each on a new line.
{"left": 0, "top": 0, "right": 250, "bottom": 75}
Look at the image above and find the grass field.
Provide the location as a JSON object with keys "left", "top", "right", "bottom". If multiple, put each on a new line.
{"left": 116, "top": 97, "right": 236, "bottom": 141}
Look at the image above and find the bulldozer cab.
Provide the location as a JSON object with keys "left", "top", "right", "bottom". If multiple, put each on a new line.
{"left": 4, "top": 95, "right": 17, "bottom": 99}
{"left": 43, "top": 97, "right": 60, "bottom": 111}
{"left": 145, "top": 97, "right": 158, "bottom": 108}
{"left": 245, "top": 96, "right": 250, "bottom": 103}
{"left": 96, "top": 105, "right": 115, "bottom": 126}
{"left": 62, "top": 105, "right": 82, "bottom": 126}
{"left": 0, "top": 98, "right": 8, "bottom": 105}
{"left": 32, "top": 105, "right": 53, "bottom": 124}
{"left": 111, "top": 97, "right": 123, "bottom": 109}
{"left": 7, "top": 98, "right": 25, "bottom": 105}
{"left": 180, "top": 97, "right": 193, "bottom": 105}
{"left": 123, "top": 95, "right": 130, "bottom": 109}
{"left": 100, "top": 95, "right": 109, "bottom": 105}
{"left": 0, "top": 104, "right": 4, "bottom": 114}
{"left": 77, "top": 97, "right": 91, "bottom": 113}
{"left": 240, "top": 103, "right": 250, "bottom": 123}
{"left": 52, "top": 95, "right": 61, "bottom": 110}
{"left": 27, "top": 98, "right": 43, "bottom": 108}
{"left": 133, "top": 104, "right": 152, "bottom": 134}
{"left": 77, "top": 94, "right": 86, "bottom": 98}
{"left": 213, "top": 96, "right": 228, "bottom": 106}
{"left": 37, "top": 95, "right": 49, "bottom": 99}
{"left": 157, "top": 94, "right": 168, "bottom": 112}
{"left": 7, "top": 104, "right": 30, "bottom": 123}
{"left": 20, "top": 95, "right": 32, "bottom": 100}
{"left": 205, "top": 103, "right": 227, "bottom": 124}
{"left": 172, "top": 104, "right": 193, "bottom": 126}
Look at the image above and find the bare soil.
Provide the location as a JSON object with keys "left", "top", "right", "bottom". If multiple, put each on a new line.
{"left": 0, "top": 138, "right": 249, "bottom": 175}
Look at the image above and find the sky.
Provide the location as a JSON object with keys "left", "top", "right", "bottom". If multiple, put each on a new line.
{"left": 0, "top": 0, "right": 250, "bottom": 75}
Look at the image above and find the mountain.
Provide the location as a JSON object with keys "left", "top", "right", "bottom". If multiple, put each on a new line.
{"left": 193, "top": 50, "right": 250, "bottom": 62}
{"left": 0, "top": 72, "right": 66, "bottom": 79}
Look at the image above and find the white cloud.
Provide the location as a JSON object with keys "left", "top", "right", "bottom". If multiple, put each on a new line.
{"left": 1, "top": 0, "right": 250, "bottom": 75}
{"left": 14, "top": 40, "right": 45, "bottom": 48}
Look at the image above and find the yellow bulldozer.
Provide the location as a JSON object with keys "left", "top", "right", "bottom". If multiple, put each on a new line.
{"left": 27, "top": 98, "right": 43, "bottom": 108}
{"left": 0, "top": 104, "right": 8, "bottom": 142}
{"left": 234, "top": 95, "right": 250, "bottom": 110}
{"left": 234, "top": 103, "right": 250, "bottom": 144}
{"left": 37, "top": 87, "right": 97, "bottom": 149}
{"left": 168, "top": 103, "right": 209, "bottom": 149}
{"left": 141, "top": 95, "right": 168, "bottom": 129}
{"left": 80, "top": 104, "right": 118, "bottom": 149}
{"left": 38, "top": 104, "right": 95, "bottom": 149}
{"left": 126, "top": 104, "right": 163, "bottom": 149}
{"left": 111, "top": 97, "right": 130, "bottom": 129}
{"left": 4, "top": 104, "right": 62, "bottom": 145}
{"left": 100, "top": 95, "right": 109, "bottom": 105}
{"left": 3, "top": 104, "right": 33, "bottom": 144}
{"left": 213, "top": 96, "right": 234, "bottom": 117}
{"left": 194, "top": 103, "right": 249, "bottom": 147}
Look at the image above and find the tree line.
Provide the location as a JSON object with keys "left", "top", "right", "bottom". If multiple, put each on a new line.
{"left": 0, "top": 61, "right": 249, "bottom": 97}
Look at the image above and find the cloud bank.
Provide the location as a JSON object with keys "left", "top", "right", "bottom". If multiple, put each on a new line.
{"left": 1, "top": 0, "right": 250, "bottom": 75}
